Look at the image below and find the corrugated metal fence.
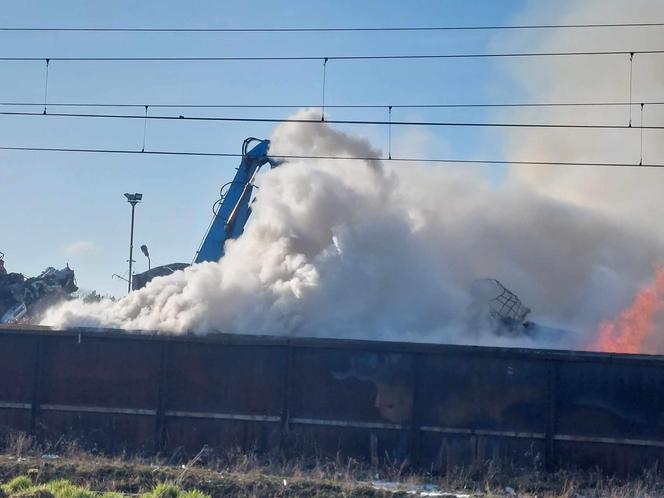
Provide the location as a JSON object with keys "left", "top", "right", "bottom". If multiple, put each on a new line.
{"left": 0, "top": 326, "right": 662, "bottom": 474}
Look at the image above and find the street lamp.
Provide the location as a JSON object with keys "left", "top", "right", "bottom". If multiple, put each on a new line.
{"left": 140, "top": 244, "right": 151, "bottom": 270}
{"left": 124, "top": 192, "right": 143, "bottom": 293}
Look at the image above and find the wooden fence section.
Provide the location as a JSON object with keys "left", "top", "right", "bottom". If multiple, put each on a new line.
{"left": 0, "top": 326, "right": 662, "bottom": 474}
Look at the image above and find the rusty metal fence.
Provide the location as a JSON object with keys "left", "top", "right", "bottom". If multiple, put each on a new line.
{"left": 0, "top": 325, "right": 662, "bottom": 474}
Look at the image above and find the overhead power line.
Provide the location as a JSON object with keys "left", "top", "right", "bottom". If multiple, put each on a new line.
{"left": 2, "top": 100, "right": 663, "bottom": 109}
{"left": 1, "top": 49, "right": 663, "bottom": 62}
{"left": 0, "top": 145, "right": 660, "bottom": 169}
{"left": 1, "top": 110, "right": 661, "bottom": 130}
{"left": 1, "top": 22, "right": 663, "bottom": 33}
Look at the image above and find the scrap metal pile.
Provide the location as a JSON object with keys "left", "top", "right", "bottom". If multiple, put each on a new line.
{"left": 470, "top": 278, "right": 533, "bottom": 336}
{"left": 0, "top": 251, "right": 78, "bottom": 323}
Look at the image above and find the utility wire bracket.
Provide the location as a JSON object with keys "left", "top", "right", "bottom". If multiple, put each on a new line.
{"left": 640, "top": 102, "right": 644, "bottom": 165}
{"left": 321, "top": 57, "right": 328, "bottom": 122}
{"left": 42, "top": 59, "right": 50, "bottom": 115}
{"left": 388, "top": 106, "right": 392, "bottom": 160}
{"left": 141, "top": 105, "right": 149, "bottom": 152}
{"left": 628, "top": 52, "right": 634, "bottom": 127}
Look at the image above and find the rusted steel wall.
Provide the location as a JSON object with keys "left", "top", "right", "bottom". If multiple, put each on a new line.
{"left": 0, "top": 325, "right": 662, "bottom": 475}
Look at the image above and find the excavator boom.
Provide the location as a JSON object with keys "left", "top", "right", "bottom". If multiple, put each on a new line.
{"left": 132, "top": 137, "right": 277, "bottom": 289}
{"left": 195, "top": 138, "right": 278, "bottom": 263}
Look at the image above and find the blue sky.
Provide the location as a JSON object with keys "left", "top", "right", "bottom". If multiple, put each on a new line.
{"left": 0, "top": 0, "right": 527, "bottom": 296}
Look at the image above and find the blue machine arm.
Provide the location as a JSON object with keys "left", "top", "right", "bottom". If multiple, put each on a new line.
{"left": 194, "top": 138, "right": 278, "bottom": 263}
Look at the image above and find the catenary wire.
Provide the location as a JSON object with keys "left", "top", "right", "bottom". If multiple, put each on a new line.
{"left": 0, "top": 49, "right": 664, "bottom": 62}
{"left": 0, "top": 145, "right": 660, "bottom": 168}
{"left": 1, "top": 22, "right": 664, "bottom": 33}
{"left": 0, "top": 110, "right": 661, "bottom": 130}
{"left": 1, "top": 100, "right": 663, "bottom": 109}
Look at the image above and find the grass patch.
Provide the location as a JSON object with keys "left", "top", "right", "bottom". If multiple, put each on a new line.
{"left": 147, "top": 483, "right": 181, "bottom": 498}
{"left": 145, "top": 483, "right": 210, "bottom": 498}
{"left": 42, "top": 479, "right": 95, "bottom": 498}
{"left": 1, "top": 478, "right": 214, "bottom": 498}
{"left": 178, "top": 491, "right": 210, "bottom": 498}
{"left": 2, "top": 476, "right": 33, "bottom": 495}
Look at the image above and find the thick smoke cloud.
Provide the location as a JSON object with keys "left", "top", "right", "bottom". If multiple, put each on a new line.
{"left": 495, "top": 0, "right": 664, "bottom": 224}
{"left": 41, "top": 106, "right": 664, "bottom": 349}
{"left": 490, "top": 0, "right": 664, "bottom": 350}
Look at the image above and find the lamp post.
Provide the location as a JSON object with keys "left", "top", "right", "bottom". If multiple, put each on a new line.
{"left": 140, "top": 244, "right": 151, "bottom": 270}
{"left": 124, "top": 192, "right": 143, "bottom": 293}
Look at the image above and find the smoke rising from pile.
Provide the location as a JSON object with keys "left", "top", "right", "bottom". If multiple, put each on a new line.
{"left": 40, "top": 0, "right": 664, "bottom": 351}
{"left": 491, "top": 0, "right": 664, "bottom": 352}
{"left": 495, "top": 0, "right": 664, "bottom": 227}
{"left": 42, "top": 107, "right": 664, "bottom": 349}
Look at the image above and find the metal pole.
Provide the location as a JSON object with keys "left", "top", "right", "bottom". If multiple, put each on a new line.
{"left": 128, "top": 202, "right": 136, "bottom": 293}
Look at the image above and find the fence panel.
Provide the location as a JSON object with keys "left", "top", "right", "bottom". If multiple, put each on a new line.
{"left": 0, "top": 327, "right": 662, "bottom": 475}
{"left": 163, "top": 341, "right": 285, "bottom": 453}
{"left": 287, "top": 346, "right": 413, "bottom": 463}
{"left": 415, "top": 353, "right": 550, "bottom": 470}
{"left": 0, "top": 333, "right": 36, "bottom": 435}
{"left": 38, "top": 334, "right": 161, "bottom": 452}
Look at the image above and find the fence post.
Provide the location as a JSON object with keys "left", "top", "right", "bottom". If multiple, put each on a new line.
{"left": 409, "top": 352, "right": 423, "bottom": 468}
{"left": 279, "top": 341, "right": 293, "bottom": 455}
{"left": 153, "top": 340, "right": 169, "bottom": 454}
{"left": 545, "top": 360, "right": 558, "bottom": 471}
{"left": 30, "top": 335, "right": 45, "bottom": 441}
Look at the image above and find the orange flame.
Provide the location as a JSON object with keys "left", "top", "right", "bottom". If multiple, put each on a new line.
{"left": 588, "top": 267, "right": 664, "bottom": 354}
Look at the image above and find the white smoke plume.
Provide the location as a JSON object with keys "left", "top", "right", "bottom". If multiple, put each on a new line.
{"left": 494, "top": 0, "right": 664, "bottom": 224}
{"left": 491, "top": 0, "right": 664, "bottom": 351}
{"left": 41, "top": 105, "right": 664, "bottom": 349}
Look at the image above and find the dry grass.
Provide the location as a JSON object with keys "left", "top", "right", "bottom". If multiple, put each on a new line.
{"left": 1, "top": 432, "right": 662, "bottom": 497}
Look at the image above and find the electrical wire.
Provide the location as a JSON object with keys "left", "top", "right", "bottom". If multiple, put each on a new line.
{"left": 1, "top": 100, "right": 663, "bottom": 109}
{"left": 0, "top": 145, "right": 660, "bottom": 169}
{"left": 1, "top": 22, "right": 663, "bottom": 33}
{"left": 1, "top": 109, "right": 662, "bottom": 130}
{"left": 1, "top": 49, "right": 663, "bottom": 62}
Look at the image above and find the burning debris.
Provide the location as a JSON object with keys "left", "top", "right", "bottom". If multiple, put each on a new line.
{"left": 588, "top": 267, "right": 664, "bottom": 354}
{"left": 469, "top": 279, "right": 533, "bottom": 337}
{"left": 466, "top": 279, "right": 569, "bottom": 345}
{"left": 0, "top": 251, "right": 78, "bottom": 324}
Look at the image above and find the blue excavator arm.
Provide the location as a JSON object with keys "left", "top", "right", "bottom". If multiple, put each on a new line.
{"left": 194, "top": 137, "right": 279, "bottom": 263}
{"left": 131, "top": 137, "right": 278, "bottom": 290}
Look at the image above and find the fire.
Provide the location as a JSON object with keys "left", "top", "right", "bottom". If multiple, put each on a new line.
{"left": 589, "top": 267, "right": 664, "bottom": 354}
